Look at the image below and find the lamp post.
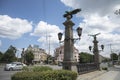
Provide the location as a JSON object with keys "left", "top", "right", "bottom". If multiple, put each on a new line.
{"left": 58, "top": 9, "right": 82, "bottom": 71}
{"left": 89, "top": 33, "right": 104, "bottom": 70}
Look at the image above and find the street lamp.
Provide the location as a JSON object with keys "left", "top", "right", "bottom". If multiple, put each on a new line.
{"left": 58, "top": 32, "right": 63, "bottom": 42}
{"left": 57, "top": 8, "right": 82, "bottom": 71}
{"left": 101, "top": 44, "right": 104, "bottom": 51}
{"left": 76, "top": 27, "right": 82, "bottom": 39}
{"left": 58, "top": 27, "right": 82, "bottom": 42}
{"left": 89, "top": 45, "right": 104, "bottom": 52}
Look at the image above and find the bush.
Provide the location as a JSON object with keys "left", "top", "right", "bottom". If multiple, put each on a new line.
{"left": 22, "top": 66, "right": 29, "bottom": 72}
{"left": 11, "top": 70, "right": 77, "bottom": 80}
{"left": 22, "top": 66, "right": 53, "bottom": 72}
{"left": 32, "top": 66, "right": 53, "bottom": 72}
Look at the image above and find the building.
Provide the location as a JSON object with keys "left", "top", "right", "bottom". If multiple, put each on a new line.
{"left": 25, "top": 45, "right": 48, "bottom": 64}
{"left": 54, "top": 45, "right": 79, "bottom": 64}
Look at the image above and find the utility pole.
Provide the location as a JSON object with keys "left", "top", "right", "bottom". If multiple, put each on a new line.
{"left": 109, "top": 44, "right": 114, "bottom": 65}
{"left": 48, "top": 35, "right": 51, "bottom": 55}
{"left": 46, "top": 35, "right": 51, "bottom": 64}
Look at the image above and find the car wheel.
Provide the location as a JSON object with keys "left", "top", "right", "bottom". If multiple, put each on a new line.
{"left": 9, "top": 68, "right": 13, "bottom": 71}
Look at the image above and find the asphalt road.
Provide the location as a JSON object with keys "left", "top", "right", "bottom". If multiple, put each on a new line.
{"left": 0, "top": 66, "right": 18, "bottom": 80}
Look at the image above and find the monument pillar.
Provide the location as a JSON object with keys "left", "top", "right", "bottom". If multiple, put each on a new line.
{"left": 93, "top": 36, "right": 100, "bottom": 70}
{"left": 62, "top": 19, "right": 77, "bottom": 71}
{"left": 58, "top": 9, "right": 81, "bottom": 72}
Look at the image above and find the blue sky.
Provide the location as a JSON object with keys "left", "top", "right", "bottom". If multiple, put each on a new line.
{"left": 0, "top": 0, "right": 68, "bottom": 51}
{"left": 0, "top": 0, "right": 64, "bottom": 23}
{"left": 0, "top": 0, "right": 120, "bottom": 57}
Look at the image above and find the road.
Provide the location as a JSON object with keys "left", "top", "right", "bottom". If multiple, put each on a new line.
{"left": 0, "top": 66, "right": 18, "bottom": 80}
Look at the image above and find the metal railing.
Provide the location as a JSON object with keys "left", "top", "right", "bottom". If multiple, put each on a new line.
{"left": 77, "top": 63, "right": 98, "bottom": 74}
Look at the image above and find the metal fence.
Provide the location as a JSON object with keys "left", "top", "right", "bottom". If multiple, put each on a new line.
{"left": 77, "top": 63, "right": 98, "bottom": 74}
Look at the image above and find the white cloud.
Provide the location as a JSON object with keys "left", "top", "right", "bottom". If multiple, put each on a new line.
{"left": 61, "top": 0, "right": 120, "bottom": 57}
{"left": 31, "top": 21, "right": 63, "bottom": 55}
{"left": 0, "top": 15, "right": 33, "bottom": 39}
{"left": 61, "top": 0, "right": 120, "bottom": 16}
{"left": 81, "top": 14, "right": 119, "bottom": 33}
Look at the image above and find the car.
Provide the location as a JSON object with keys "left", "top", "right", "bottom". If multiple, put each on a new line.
{"left": 58, "top": 62, "right": 62, "bottom": 66}
{"left": 4, "top": 62, "right": 27, "bottom": 71}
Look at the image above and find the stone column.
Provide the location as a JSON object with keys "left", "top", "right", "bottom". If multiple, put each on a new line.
{"left": 93, "top": 36, "right": 100, "bottom": 70}
{"left": 62, "top": 19, "right": 77, "bottom": 72}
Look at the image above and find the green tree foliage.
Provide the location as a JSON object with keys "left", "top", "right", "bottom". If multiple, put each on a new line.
{"left": 110, "top": 53, "right": 118, "bottom": 61}
{"left": 0, "top": 51, "right": 3, "bottom": 61}
{"left": 2, "top": 45, "right": 17, "bottom": 62}
{"left": 46, "top": 55, "right": 53, "bottom": 64}
{"left": 24, "top": 51, "right": 34, "bottom": 65}
{"left": 79, "top": 52, "right": 94, "bottom": 63}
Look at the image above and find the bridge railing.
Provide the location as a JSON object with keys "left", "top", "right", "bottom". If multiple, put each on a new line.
{"left": 77, "top": 63, "right": 98, "bottom": 74}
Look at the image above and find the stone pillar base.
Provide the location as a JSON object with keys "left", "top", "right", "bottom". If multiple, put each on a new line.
{"left": 62, "top": 61, "right": 78, "bottom": 73}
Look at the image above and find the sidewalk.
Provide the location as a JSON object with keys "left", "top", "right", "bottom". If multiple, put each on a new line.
{"left": 92, "top": 71, "right": 120, "bottom": 80}
{"left": 77, "top": 70, "right": 107, "bottom": 80}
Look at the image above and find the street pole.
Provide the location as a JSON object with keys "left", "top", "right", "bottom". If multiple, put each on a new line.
{"left": 48, "top": 35, "right": 51, "bottom": 55}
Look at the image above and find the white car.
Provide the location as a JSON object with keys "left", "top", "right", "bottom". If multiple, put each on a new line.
{"left": 4, "top": 62, "right": 27, "bottom": 71}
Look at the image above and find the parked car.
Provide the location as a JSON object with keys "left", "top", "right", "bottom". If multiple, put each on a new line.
{"left": 58, "top": 61, "right": 62, "bottom": 66}
{"left": 4, "top": 62, "right": 27, "bottom": 71}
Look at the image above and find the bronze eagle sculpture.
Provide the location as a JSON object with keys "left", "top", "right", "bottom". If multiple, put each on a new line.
{"left": 63, "top": 8, "right": 81, "bottom": 19}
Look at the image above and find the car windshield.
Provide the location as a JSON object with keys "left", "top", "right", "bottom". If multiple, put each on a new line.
{"left": 11, "top": 62, "right": 21, "bottom": 64}
{"left": 10, "top": 62, "right": 22, "bottom": 65}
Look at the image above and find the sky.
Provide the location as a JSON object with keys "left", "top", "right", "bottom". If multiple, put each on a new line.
{"left": 0, "top": 0, "right": 120, "bottom": 58}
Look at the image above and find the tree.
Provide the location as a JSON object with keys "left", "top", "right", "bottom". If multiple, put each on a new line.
{"left": 46, "top": 55, "right": 53, "bottom": 64}
{"left": 79, "top": 52, "right": 94, "bottom": 63}
{"left": 24, "top": 51, "right": 34, "bottom": 65}
{"left": 2, "top": 45, "right": 17, "bottom": 62}
{"left": 110, "top": 53, "right": 118, "bottom": 61}
{"left": 0, "top": 51, "right": 3, "bottom": 62}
